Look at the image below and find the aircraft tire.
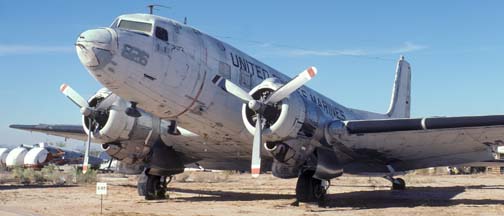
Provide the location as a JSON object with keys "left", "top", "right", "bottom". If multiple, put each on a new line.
{"left": 295, "top": 171, "right": 326, "bottom": 203}
{"left": 145, "top": 174, "right": 166, "bottom": 200}
{"left": 391, "top": 178, "right": 406, "bottom": 190}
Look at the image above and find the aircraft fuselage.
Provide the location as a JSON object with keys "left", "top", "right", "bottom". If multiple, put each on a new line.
{"left": 76, "top": 14, "right": 386, "bottom": 160}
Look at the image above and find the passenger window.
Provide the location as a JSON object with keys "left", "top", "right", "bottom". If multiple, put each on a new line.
{"left": 155, "top": 27, "right": 168, "bottom": 41}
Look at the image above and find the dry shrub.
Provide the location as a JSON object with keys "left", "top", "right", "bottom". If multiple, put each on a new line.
{"left": 6, "top": 165, "right": 98, "bottom": 185}
{"left": 12, "top": 166, "right": 33, "bottom": 184}
{"left": 72, "top": 166, "right": 98, "bottom": 184}
{"left": 41, "top": 164, "right": 66, "bottom": 185}
{"left": 10, "top": 165, "right": 63, "bottom": 185}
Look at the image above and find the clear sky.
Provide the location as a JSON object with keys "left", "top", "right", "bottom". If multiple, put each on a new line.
{"left": 1, "top": 0, "right": 503, "bottom": 148}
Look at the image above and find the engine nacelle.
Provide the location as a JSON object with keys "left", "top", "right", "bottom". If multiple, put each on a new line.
{"left": 83, "top": 89, "right": 139, "bottom": 142}
{"left": 242, "top": 78, "right": 307, "bottom": 141}
{"left": 24, "top": 147, "right": 49, "bottom": 168}
{"left": 0, "top": 148, "right": 9, "bottom": 167}
{"left": 83, "top": 88, "right": 169, "bottom": 164}
{"left": 6, "top": 146, "right": 29, "bottom": 167}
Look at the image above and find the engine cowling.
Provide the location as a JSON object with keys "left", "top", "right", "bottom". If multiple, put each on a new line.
{"left": 6, "top": 146, "right": 28, "bottom": 167}
{"left": 241, "top": 78, "right": 307, "bottom": 141}
{"left": 82, "top": 88, "right": 168, "bottom": 164}
{"left": 24, "top": 147, "right": 49, "bottom": 168}
{"left": 241, "top": 78, "right": 342, "bottom": 179}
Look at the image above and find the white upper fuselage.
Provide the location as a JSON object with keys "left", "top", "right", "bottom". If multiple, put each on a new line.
{"left": 76, "top": 14, "right": 387, "bottom": 153}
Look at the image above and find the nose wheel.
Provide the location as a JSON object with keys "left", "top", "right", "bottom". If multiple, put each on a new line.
{"left": 294, "top": 171, "right": 329, "bottom": 206}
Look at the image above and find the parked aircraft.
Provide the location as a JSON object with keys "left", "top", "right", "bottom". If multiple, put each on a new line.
{"left": 11, "top": 13, "right": 504, "bottom": 203}
{"left": 0, "top": 143, "right": 103, "bottom": 169}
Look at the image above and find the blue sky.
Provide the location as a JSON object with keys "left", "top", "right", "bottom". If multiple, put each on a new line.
{"left": 1, "top": 1, "right": 503, "bottom": 148}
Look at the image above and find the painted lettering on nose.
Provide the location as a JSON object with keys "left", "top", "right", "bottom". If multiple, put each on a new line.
{"left": 121, "top": 44, "right": 149, "bottom": 66}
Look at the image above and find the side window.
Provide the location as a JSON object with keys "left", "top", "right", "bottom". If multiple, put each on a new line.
{"left": 155, "top": 26, "right": 168, "bottom": 41}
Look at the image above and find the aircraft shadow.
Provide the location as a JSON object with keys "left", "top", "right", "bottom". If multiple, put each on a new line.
{"left": 168, "top": 185, "right": 504, "bottom": 209}
{"left": 169, "top": 187, "right": 294, "bottom": 202}
{"left": 321, "top": 185, "right": 504, "bottom": 209}
{"left": 0, "top": 184, "right": 78, "bottom": 191}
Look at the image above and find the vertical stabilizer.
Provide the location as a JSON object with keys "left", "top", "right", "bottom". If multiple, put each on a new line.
{"left": 386, "top": 56, "right": 411, "bottom": 118}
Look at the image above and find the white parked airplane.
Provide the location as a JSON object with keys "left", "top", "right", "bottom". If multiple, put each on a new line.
{"left": 0, "top": 143, "right": 103, "bottom": 169}
{"left": 11, "top": 13, "right": 504, "bottom": 203}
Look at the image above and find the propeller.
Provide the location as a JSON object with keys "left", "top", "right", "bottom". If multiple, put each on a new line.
{"left": 60, "top": 84, "right": 114, "bottom": 173}
{"left": 212, "top": 67, "right": 317, "bottom": 177}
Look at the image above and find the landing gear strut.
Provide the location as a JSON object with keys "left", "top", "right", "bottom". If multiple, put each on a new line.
{"left": 295, "top": 171, "right": 329, "bottom": 205}
{"left": 384, "top": 176, "right": 406, "bottom": 190}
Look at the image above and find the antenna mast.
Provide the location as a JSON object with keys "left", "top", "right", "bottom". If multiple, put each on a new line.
{"left": 147, "top": 4, "right": 171, "bottom": 15}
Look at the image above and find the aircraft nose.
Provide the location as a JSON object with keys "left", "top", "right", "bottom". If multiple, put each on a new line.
{"left": 78, "top": 28, "right": 112, "bottom": 45}
{"left": 76, "top": 28, "right": 115, "bottom": 68}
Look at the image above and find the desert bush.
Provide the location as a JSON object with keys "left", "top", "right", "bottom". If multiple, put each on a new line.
{"left": 11, "top": 167, "right": 44, "bottom": 184}
{"left": 9, "top": 165, "right": 69, "bottom": 185}
{"left": 41, "top": 164, "right": 66, "bottom": 185}
{"left": 12, "top": 166, "right": 31, "bottom": 184}
{"left": 25, "top": 168, "right": 45, "bottom": 184}
{"left": 72, "top": 167, "right": 98, "bottom": 184}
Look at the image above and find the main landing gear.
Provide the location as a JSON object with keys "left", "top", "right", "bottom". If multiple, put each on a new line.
{"left": 138, "top": 171, "right": 173, "bottom": 200}
{"left": 294, "top": 171, "right": 329, "bottom": 206}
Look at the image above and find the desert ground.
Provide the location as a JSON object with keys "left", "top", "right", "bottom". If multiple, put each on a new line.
{"left": 1, "top": 171, "right": 504, "bottom": 216}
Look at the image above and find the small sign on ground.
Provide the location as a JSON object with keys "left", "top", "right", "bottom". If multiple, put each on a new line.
{"left": 96, "top": 182, "right": 107, "bottom": 195}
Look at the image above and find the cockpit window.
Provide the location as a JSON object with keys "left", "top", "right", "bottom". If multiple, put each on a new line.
{"left": 155, "top": 27, "right": 168, "bottom": 41}
{"left": 118, "top": 20, "right": 152, "bottom": 34}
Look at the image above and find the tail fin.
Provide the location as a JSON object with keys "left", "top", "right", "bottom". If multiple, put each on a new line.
{"left": 386, "top": 56, "right": 411, "bottom": 118}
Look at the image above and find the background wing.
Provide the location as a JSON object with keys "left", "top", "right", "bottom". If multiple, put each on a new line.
{"left": 331, "top": 115, "right": 504, "bottom": 172}
{"left": 10, "top": 124, "right": 87, "bottom": 142}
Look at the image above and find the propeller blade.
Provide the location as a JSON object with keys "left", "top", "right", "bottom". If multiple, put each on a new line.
{"left": 212, "top": 75, "right": 253, "bottom": 103}
{"left": 82, "top": 118, "right": 92, "bottom": 174}
{"left": 265, "top": 66, "right": 317, "bottom": 104}
{"left": 251, "top": 113, "right": 262, "bottom": 178}
{"left": 60, "top": 84, "right": 89, "bottom": 109}
{"left": 95, "top": 93, "right": 115, "bottom": 111}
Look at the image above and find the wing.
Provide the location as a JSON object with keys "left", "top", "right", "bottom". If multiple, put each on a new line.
{"left": 10, "top": 124, "right": 88, "bottom": 142}
{"left": 10, "top": 124, "right": 251, "bottom": 171}
{"left": 330, "top": 115, "right": 504, "bottom": 172}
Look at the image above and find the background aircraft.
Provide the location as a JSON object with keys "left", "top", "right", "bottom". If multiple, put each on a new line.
{"left": 0, "top": 143, "right": 103, "bottom": 169}
{"left": 11, "top": 13, "right": 504, "bottom": 204}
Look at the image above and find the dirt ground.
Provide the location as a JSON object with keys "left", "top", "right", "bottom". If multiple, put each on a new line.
{"left": 1, "top": 172, "right": 504, "bottom": 216}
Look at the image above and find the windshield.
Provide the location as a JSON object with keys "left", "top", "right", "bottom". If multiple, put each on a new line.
{"left": 118, "top": 20, "right": 152, "bottom": 34}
